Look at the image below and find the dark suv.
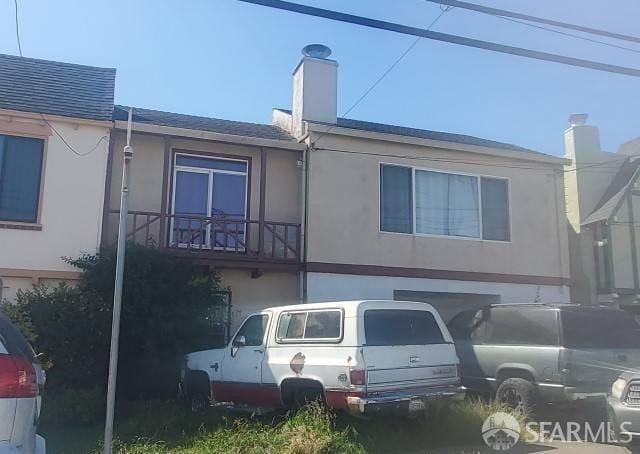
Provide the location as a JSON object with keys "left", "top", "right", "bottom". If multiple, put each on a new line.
{"left": 448, "top": 303, "right": 640, "bottom": 414}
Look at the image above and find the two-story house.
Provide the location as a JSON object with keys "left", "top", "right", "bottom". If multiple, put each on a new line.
{"left": 0, "top": 54, "right": 115, "bottom": 300}
{"left": 564, "top": 114, "right": 640, "bottom": 308}
{"left": 104, "top": 47, "right": 570, "bottom": 326}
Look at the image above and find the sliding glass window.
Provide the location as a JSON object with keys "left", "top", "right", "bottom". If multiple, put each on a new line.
{"left": 171, "top": 154, "right": 248, "bottom": 249}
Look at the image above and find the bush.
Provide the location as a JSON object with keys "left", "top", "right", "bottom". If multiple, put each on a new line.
{"left": 0, "top": 243, "right": 226, "bottom": 421}
{"left": 40, "top": 386, "right": 106, "bottom": 426}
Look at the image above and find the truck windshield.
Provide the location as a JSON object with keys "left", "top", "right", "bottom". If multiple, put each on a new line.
{"left": 364, "top": 309, "right": 445, "bottom": 346}
{"left": 562, "top": 310, "right": 640, "bottom": 349}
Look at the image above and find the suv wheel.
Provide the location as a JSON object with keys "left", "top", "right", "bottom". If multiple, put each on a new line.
{"left": 496, "top": 378, "right": 538, "bottom": 416}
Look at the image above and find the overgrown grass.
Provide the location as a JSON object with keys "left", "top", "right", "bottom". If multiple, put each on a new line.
{"left": 42, "top": 398, "right": 527, "bottom": 454}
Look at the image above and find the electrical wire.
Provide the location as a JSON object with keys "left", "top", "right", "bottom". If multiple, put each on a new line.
{"left": 478, "top": 8, "right": 640, "bottom": 54}
{"left": 312, "top": 6, "right": 452, "bottom": 147}
{"left": 42, "top": 114, "right": 109, "bottom": 157}
{"left": 14, "top": 0, "right": 22, "bottom": 56}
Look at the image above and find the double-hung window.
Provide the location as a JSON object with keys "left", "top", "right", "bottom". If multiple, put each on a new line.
{"left": 171, "top": 153, "right": 248, "bottom": 249}
{"left": 0, "top": 134, "right": 45, "bottom": 224}
{"left": 380, "top": 164, "right": 510, "bottom": 241}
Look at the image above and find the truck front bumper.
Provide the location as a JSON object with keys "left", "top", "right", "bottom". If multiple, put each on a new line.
{"left": 607, "top": 396, "right": 640, "bottom": 439}
{"left": 345, "top": 385, "right": 466, "bottom": 415}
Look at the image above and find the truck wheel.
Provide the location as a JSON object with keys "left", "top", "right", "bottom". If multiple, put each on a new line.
{"left": 189, "top": 392, "right": 208, "bottom": 413}
{"left": 293, "top": 386, "right": 324, "bottom": 409}
{"left": 496, "top": 378, "right": 538, "bottom": 416}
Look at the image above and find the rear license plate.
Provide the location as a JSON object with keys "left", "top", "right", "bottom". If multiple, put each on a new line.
{"left": 408, "top": 399, "right": 426, "bottom": 412}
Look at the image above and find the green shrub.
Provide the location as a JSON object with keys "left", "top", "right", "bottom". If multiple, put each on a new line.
{"left": 40, "top": 386, "right": 106, "bottom": 426}
{"left": 0, "top": 243, "right": 226, "bottom": 421}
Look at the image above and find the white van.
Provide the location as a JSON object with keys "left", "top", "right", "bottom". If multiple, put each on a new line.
{"left": 180, "top": 300, "right": 464, "bottom": 415}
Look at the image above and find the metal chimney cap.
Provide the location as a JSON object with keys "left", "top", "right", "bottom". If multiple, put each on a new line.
{"left": 568, "top": 113, "right": 589, "bottom": 127}
{"left": 302, "top": 44, "right": 332, "bottom": 59}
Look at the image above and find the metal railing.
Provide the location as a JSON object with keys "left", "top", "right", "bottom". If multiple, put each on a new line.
{"left": 107, "top": 210, "right": 301, "bottom": 262}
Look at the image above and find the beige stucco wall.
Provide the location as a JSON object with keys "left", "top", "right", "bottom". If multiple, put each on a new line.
{"left": 220, "top": 269, "right": 299, "bottom": 331}
{"left": 106, "top": 131, "right": 302, "bottom": 244}
{"left": 0, "top": 119, "right": 110, "bottom": 272}
{"left": 305, "top": 133, "right": 570, "bottom": 280}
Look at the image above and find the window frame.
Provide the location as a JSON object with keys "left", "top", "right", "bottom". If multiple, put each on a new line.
{"left": 378, "top": 163, "right": 512, "bottom": 243}
{"left": 275, "top": 308, "right": 344, "bottom": 344}
{"left": 0, "top": 132, "right": 47, "bottom": 229}
{"left": 232, "top": 313, "right": 271, "bottom": 347}
{"left": 170, "top": 151, "right": 250, "bottom": 249}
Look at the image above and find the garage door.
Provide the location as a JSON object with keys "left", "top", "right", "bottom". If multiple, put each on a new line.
{"left": 393, "top": 290, "right": 499, "bottom": 323}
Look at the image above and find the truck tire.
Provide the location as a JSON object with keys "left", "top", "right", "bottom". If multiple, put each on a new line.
{"left": 189, "top": 391, "right": 208, "bottom": 413}
{"left": 496, "top": 378, "right": 538, "bottom": 416}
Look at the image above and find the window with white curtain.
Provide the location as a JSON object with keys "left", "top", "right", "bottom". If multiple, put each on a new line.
{"left": 380, "top": 164, "right": 510, "bottom": 241}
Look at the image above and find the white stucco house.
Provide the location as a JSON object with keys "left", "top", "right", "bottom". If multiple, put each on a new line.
{"left": 0, "top": 54, "right": 115, "bottom": 300}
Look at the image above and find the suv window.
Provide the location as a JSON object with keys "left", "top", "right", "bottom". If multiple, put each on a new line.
{"left": 365, "top": 309, "right": 445, "bottom": 346}
{"left": 234, "top": 314, "right": 269, "bottom": 347}
{"left": 448, "top": 309, "right": 483, "bottom": 340}
{"left": 473, "top": 307, "right": 559, "bottom": 346}
{"left": 277, "top": 310, "right": 342, "bottom": 342}
{"left": 562, "top": 309, "right": 640, "bottom": 349}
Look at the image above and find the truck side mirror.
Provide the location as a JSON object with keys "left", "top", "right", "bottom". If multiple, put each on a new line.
{"left": 231, "top": 335, "right": 246, "bottom": 357}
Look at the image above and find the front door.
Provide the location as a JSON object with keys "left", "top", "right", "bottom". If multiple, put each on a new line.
{"left": 216, "top": 313, "right": 272, "bottom": 405}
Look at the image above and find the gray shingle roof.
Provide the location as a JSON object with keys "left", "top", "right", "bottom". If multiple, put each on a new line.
{"left": 274, "top": 108, "right": 545, "bottom": 156}
{"left": 0, "top": 53, "right": 115, "bottom": 121}
{"left": 114, "top": 105, "right": 293, "bottom": 142}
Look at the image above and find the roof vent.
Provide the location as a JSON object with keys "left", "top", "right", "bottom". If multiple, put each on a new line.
{"left": 568, "top": 113, "right": 589, "bottom": 127}
{"left": 302, "top": 44, "right": 332, "bottom": 59}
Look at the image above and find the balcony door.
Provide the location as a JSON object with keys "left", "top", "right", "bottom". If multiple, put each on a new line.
{"left": 171, "top": 153, "right": 248, "bottom": 250}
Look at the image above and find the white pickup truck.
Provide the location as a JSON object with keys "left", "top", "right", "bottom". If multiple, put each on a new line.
{"left": 180, "top": 300, "right": 464, "bottom": 415}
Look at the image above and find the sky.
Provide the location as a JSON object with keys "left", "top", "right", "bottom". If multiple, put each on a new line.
{"left": 1, "top": 0, "right": 639, "bottom": 156}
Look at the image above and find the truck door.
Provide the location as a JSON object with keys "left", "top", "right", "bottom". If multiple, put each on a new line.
{"left": 216, "top": 313, "right": 270, "bottom": 404}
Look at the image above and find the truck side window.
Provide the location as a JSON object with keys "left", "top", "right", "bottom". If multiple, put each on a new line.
{"left": 278, "top": 313, "right": 306, "bottom": 339}
{"left": 481, "top": 308, "right": 559, "bottom": 346}
{"left": 277, "top": 310, "right": 343, "bottom": 341}
{"left": 235, "top": 314, "right": 269, "bottom": 347}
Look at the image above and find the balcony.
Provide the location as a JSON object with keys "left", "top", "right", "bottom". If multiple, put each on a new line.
{"left": 105, "top": 210, "right": 301, "bottom": 271}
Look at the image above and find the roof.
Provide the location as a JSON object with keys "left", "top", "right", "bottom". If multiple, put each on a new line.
{"left": 114, "top": 105, "right": 293, "bottom": 142}
{"left": 0, "top": 53, "right": 115, "bottom": 122}
{"left": 274, "top": 108, "right": 548, "bottom": 157}
{"left": 582, "top": 158, "right": 640, "bottom": 225}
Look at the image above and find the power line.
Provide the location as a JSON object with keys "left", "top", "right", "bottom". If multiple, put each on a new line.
{"left": 313, "top": 6, "right": 452, "bottom": 147}
{"left": 14, "top": 0, "right": 22, "bottom": 56}
{"left": 238, "top": 0, "right": 640, "bottom": 77}
{"left": 488, "top": 11, "right": 640, "bottom": 54}
{"left": 42, "top": 114, "right": 108, "bottom": 157}
{"left": 424, "top": 0, "right": 640, "bottom": 45}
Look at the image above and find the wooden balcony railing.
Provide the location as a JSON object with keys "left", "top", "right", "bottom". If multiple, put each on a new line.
{"left": 106, "top": 210, "right": 301, "bottom": 263}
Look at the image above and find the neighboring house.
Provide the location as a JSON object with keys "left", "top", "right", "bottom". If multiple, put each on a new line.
{"left": 275, "top": 49, "right": 570, "bottom": 321}
{"left": 564, "top": 114, "right": 640, "bottom": 307}
{"left": 105, "top": 46, "right": 570, "bottom": 326}
{"left": 0, "top": 54, "right": 115, "bottom": 301}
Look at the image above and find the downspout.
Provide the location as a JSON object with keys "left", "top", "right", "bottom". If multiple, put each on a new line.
{"left": 553, "top": 169, "right": 567, "bottom": 297}
{"left": 297, "top": 131, "right": 310, "bottom": 303}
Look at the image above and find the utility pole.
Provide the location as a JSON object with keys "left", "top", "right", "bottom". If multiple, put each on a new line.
{"left": 103, "top": 108, "right": 133, "bottom": 454}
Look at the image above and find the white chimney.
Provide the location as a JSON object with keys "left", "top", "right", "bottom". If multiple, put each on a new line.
{"left": 291, "top": 44, "right": 337, "bottom": 137}
{"left": 564, "top": 113, "right": 601, "bottom": 161}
